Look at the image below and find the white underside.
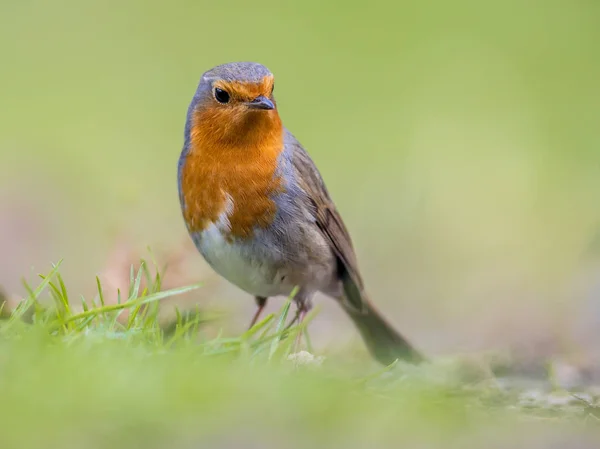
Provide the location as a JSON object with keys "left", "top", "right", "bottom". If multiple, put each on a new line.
{"left": 194, "top": 193, "right": 291, "bottom": 298}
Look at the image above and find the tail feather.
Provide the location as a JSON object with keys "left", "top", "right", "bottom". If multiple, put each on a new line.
{"left": 341, "top": 280, "right": 424, "bottom": 365}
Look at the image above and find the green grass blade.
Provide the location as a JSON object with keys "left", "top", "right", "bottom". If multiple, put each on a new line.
{"left": 241, "top": 314, "right": 275, "bottom": 340}
{"left": 25, "top": 260, "right": 63, "bottom": 302}
{"left": 96, "top": 276, "right": 105, "bottom": 307}
{"left": 129, "top": 262, "right": 145, "bottom": 300}
{"left": 57, "top": 282, "right": 203, "bottom": 328}
{"left": 57, "top": 273, "right": 70, "bottom": 310}
{"left": 80, "top": 295, "right": 89, "bottom": 312}
{"left": 268, "top": 288, "right": 297, "bottom": 360}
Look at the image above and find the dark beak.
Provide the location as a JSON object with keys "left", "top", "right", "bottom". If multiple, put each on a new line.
{"left": 247, "top": 95, "right": 275, "bottom": 110}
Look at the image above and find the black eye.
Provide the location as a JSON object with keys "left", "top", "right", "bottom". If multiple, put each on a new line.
{"left": 214, "top": 88, "right": 230, "bottom": 104}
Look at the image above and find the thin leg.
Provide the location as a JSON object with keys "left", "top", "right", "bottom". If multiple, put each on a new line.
{"left": 288, "top": 292, "right": 312, "bottom": 352}
{"left": 284, "top": 289, "right": 313, "bottom": 331}
{"left": 293, "top": 307, "right": 309, "bottom": 352}
{"left": 284, "top": 298, "right": 310, "bottom": 331}
{"left": 248, "top": 296, "right": 268, "bottom": 329}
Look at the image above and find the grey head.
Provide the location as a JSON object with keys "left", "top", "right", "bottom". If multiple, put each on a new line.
{"left": 190, "top": 62, "right": 273, "bottom": 105}
{"left": 202, "top": 62, "right": 273, "bottom": 85}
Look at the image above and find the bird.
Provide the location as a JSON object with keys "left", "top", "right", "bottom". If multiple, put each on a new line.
{"left": 177, "top": 62, "right": 423, "bottom": 365}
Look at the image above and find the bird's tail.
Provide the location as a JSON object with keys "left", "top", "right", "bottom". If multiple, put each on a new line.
{"left": 340, "top": 277, "right": 424, "bottom": 365}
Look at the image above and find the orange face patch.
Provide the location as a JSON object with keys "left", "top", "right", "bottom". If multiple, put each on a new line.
{"left": 180, "top": 81, "right": 284, "bottom": 240}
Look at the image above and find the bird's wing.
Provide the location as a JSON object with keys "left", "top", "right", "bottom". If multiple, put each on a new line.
{"left": 286, "top": 133, "right": 366, "bottom": 312}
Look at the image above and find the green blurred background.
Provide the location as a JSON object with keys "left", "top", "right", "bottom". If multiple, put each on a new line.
{"left": 1, "top": 0, "right": 600, "bottom": 361}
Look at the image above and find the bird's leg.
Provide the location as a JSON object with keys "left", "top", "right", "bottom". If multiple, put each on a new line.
{"left": 293, "top": 306, "right": 310, "bottom": 352}
{"left": 284, "top": 300, "right": 306, "bottom": 330}
{"left": 290, "top": 295, "right": 312, "bottom": 352}
{"left": 248, "top": 296, "right": 268, "bottom": 329}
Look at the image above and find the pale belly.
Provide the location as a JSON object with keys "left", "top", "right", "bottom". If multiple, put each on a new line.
{"left": 185, "top": 188, "right": 340, "bottom": 299}
{"left": 192, "top": 224, "right": 295, "bottom": 298}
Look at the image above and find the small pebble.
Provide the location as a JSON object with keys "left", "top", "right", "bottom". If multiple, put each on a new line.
{"left": 287, "top": 351, "right": 325, "bottom": 367}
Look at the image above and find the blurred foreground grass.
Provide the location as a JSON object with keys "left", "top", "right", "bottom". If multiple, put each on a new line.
{"left": 0, "top": 262, "right": 599, "bottom": 449}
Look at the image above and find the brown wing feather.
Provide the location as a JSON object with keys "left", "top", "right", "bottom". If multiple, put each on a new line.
{"left": 289, "top": 139, "right": 366, "bottom": 310}
{"left": 288, "top": 136, "right": 425, "bottom": 364}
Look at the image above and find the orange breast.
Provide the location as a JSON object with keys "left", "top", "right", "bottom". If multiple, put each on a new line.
{"left": 180, "top": 106, "right": 284, "bottom": 240}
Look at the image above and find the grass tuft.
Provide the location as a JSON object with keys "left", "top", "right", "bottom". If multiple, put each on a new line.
{"left": 1, "top": 261, "right": 316, "bottom": 364}
{"left": 0, "top": 261, "right": 596, "bottom": 449}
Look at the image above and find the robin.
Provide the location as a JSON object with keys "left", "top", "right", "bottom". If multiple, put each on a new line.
{"left": 177, "top": 62, "right": 423, "bottom": 365}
